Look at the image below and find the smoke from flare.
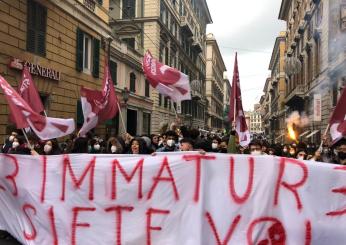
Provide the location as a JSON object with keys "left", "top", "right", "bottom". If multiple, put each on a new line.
{"left": 286, "top": 111, "right": 309, "bottom": 141}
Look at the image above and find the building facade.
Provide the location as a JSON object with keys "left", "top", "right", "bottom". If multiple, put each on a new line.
{"left": 0, "top": 0, "right": 152, "bottom": 142}
{"left": 261, "top": 77, "right": 272, "bottom": 139}
{"left": 109, "top": 0, "right": 213, "bottom": 133}
{"left": 223, "top": 76, "right": 231, "bottom": 131}
{"left": 268, "top": 31, "right": 287, "bottom": 143}
{"left": 205, "top": 33, "right": 226, "bottom": 132}
{"left": 247, "top": 104, "right": 263, "bottom": 134}
{"left": 278, "top": 0, "right": 346, "bottom": 144}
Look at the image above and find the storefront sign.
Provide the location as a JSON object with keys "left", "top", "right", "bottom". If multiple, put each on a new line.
{"left": 0, "top": 153, "right": 345, "bottom": 244}
{"left": 313, "top": 94, "right": 322, "bottom": 122}
{"left": 9, "top": 58, "right": 61, "bottom": 81}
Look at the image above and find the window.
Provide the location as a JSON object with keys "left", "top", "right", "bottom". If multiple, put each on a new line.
{"left": 143, "top": 112, "right": 151, "bottom": 135}
{"left": 159, "top": 94, "right": 162, "bottom": 106}
{"left": 130, "top": 72, "right": 136, "bottom": 92}
{"left": 122, "top": 38, "right": 135, "bottom": 49}
{"left": 145, "top": 80, "right": 150, "bottom": 97}
{"left": 76, "top": 100, "right": 84, "bottom": 126}
{"left": 315, "top": 38, "right": 321, "bottom": 76}
{"left": 110, "top": 60, "right": 117, "bottom": 85}
{"left": 76, "top": 28, "right": 100, "bottom": 77}
{"left": 27, "top": 0, "right": 47, "bottom": 56}
{"left": 122, "top": 0, "right": 136, "bottom": 19}
{"left": 164, "top": 96, "right": 168, "bottom": 108}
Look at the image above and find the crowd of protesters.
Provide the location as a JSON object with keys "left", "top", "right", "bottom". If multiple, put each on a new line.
{"left": 1, "top": 124, "right": 345, "bottom": 165}
{"left": 0, "top": 125, "right": 345, "bottom": 244}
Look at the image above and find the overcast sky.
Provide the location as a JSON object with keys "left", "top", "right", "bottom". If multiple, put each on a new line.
{"left": 206, "top": 0, "right": 286, "bottom": 111}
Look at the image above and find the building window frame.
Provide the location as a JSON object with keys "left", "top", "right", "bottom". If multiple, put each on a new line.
{"left": 129, "top": 72, "right": 136, "bottom": 93}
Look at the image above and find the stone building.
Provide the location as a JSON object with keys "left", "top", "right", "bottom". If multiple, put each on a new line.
{"left": 109, "top": 0, "right": 213, "bottom": 132}
{"left": 205, "top": 33, "right": 226, "bottom": 132}
{"left": 0, "top": 0, "right": 151, "bottom": 142}
{"left": 279, "top": 0, "right": 346, "bottom": 143}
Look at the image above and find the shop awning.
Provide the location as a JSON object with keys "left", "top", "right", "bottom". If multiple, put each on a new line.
{"left": 305, "top": 130, "right": 320, "bottom": 139}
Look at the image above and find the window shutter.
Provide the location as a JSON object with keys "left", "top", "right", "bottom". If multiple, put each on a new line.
{"left": 92, "top": 38, "right": 100, "bottom": 78}
{"left": 76, "top": 100, "right": 84, "bottom": 125}
{"left": 76, "top": 28, "right": 84, "bottom": 72}
{"left": 96, "top": 0, "right": 103, "bottom": 5}
{"left": 26, "top": 0, "right": 36, "bottom": 53}
{"left": 109, "top": 60, "right": 117, "bottom": 85}
{"left": 36, "top": 4, "right": 47, "bottom": 56}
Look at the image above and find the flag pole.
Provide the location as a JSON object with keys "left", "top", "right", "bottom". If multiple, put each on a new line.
{"left": 318, "top": 123, "right": 330, "bottom": 151}
{"left": 21, "top": 129, "right": 33, "bottom": 149}
{"left": 171, "top": 100, "right": 178, "bottom": 119}
{"left": 117, "top": 102, "right": 127, "bottom": 133}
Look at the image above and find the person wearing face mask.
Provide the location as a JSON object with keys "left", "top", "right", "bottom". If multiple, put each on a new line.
{"left": 106, "top": 137, "right": 124, "bottom": 154}
{"left": 296, "top": 149, "right": 307, "bottom": 160}
{"left": 249, "top": 140, "right": 264, "bottom": 156}
{"left": 2, "top": 131, "right": 18, "bottom": 153}
{"left": 334, "top": 138, "right": 346, "bottom": 165}
{"left": 8, "top": 136, "right": 31, "bottom": 155}
{"left": 156, "top": 131, "right": 179, "bottom": 152}
{"left": 210, "top": 137, "right": 221, "bottom": 153}
{"left": 281, "top": 145, "right": 290, "bottom": 157}
{"left": 288, "top": 146, "right": 296, "bottom": 158}
{"left": 89, "top": 139, "right": 102, "bottom": 154}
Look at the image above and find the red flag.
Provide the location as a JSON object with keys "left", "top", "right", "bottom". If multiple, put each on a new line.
{"left": 228, "top": 53, "right": 250, "bottom": 147}
{"left": 143, "top": 51, "right": 191, "bottom": 102}
{"left": 329, "top": 86, "right": 346, "bottom": 143}
{"left": 0, "top": 75, "right": 75, "bottom": 140}
{"left": 18, "top": 66, "right": 45, "bottom": 114}
{"left": 79, "top": 59, "right": 119, "bottom": 136}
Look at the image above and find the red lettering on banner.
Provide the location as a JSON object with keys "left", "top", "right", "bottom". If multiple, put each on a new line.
{"left": 305, "top": 220, "right": 312, "bottom": 245}
{"left": 40, "top": 156, "right": 47, "bottom": 203}
{"left": 182, "top": 154, "right": 216, "bottom": 202}
{"left": 205, "top": 212, "right": 241, "bottom": 245}
{"left": 111, "top": 158, "right": 144, "bottom": 200}
{"left": 247, "top": 217, "right": 286, "bottom": 245}
{"left": 105, "top": 205, "right": 134, "bottom": 245}
{"left": 22, "top": 204, "right": 37, "bottom": 240}
{"left": 61, "top": 155, "right": 96, "bottom": 201}
{"left": 326, "top": 187, "right": 346, "bottom": 216}
{"left": 146, "top": 208, "right": 170, "bottom": 245}
{"left": 147, "top": 157, "right": 179, "bottom": 200}
{"left": 71, "top": 207, "right": 96, "bottom": 245}
{"left": 48, "top": 206, "right": 58, "bottom": 245}
{"left": 274, "top": 158, "right": 308, "bottom": 211}
{"left": 229, "top": 156, "right": 254, "bottom": 204}
{"left": 1, "top": 155, "right": 19, "bottom": 196}
{"left": 334, "top": 166, "right": 346, "bottom": 171}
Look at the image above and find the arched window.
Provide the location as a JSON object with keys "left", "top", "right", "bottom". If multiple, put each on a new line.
{"left": 130, "top": 72, "right": 136, "bottom": 92}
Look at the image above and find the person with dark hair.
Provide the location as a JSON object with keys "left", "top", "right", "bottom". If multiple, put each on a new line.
{"left": 128, "top": 138, "right": 147, "bottom": 154}
{"left": 150, "top": 134, "right": 159, "bottom": 150}
{"left": 2, "top": 131, "right": 18, "bottom": 153}
{"left": 296, "top": 149, "right": 307, "bottom": 160}
{"left": 8, "top": 135, "right": 31, "bottom": 155}
{"left": 71, "top": 137, "right": 89, "bottom": 153}
{"left": 249, "top": 140, "right": 264, "bottom": 155}
{"left": 89, "top": 139, "right": 102, "bottom": 154}
{"left": 334, "top": 138, "right": 346, "bottom": 165}
{"left": 32, "top": 139, "right": 61, "bottom": 155}
{"left": 156, "top": 130, "right": 179, "bottom": 152}
{"left": 211, "top": 137, "right": 221, "bottom": 153}
{"left": 179, "top": 138, "right": 194, "bottom": 151}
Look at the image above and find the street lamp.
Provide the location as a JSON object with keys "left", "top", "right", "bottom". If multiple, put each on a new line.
{"left": 122, "top": 87, "right": 130, "bottom": 104}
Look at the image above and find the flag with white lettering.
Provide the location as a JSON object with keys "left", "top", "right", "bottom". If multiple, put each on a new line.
{"left": 0, "top": 75, "right": 75, "bottom": 140}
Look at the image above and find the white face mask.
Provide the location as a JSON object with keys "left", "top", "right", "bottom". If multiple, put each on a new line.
{"left": 111, "top": 145, "right": 117, "bottom": 153}
{"left": 167, "top": 139, "right": 175, "bottom": 147}
{"left": 298, "top": 156, "right": 305, "bottom": 160}
{"left": 251, "top": 150, "right": 261, "bottom": 156}
{"left": 158, "top": 140, "right": 163, "bottom": 146}
{"left": 178, "top": 137, "right": 183, "bottom": 142}
{"left": 212, "top": 143, "right": 218, "bottom": 149}
{"left": 44, "top": 144, "right": 52, "bottom": 153}
{"left": 9, "top": 136, "right": 15, "bottom": 142}
{"left": 94, "top": 144, "right": 100, "bottom": 151}
{"left": 12, "top": 142, "right": 19, "bottom": 148}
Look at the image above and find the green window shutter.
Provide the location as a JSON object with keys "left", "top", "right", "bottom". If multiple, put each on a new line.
{"left": 36, "top": 4, "right": 47, "bottom": 56}
{"left": 77, "top": 100, "right": 84, "bottom": 125}
{"left": 109, "top": 60, "right": 117, "bottom": 85}
{"left": 76, "top": 28, "right": 84, "bottom": 72}
{"left": 26, "top": 0, "right": 36, "bottom": 53}
{"left": 92, "top": 38, "right": 100, "bottom": 78}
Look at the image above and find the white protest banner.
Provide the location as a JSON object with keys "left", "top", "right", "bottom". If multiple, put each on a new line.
{"left": 0, "top": 153, "right": 345, "bottom": 245}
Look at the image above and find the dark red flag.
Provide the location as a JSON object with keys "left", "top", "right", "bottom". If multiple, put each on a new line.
{"left": 228, "top": 53, "right": 250, "bottom": 147}
{"left": 329, "top": 86, "right": 346, "bottom": 143}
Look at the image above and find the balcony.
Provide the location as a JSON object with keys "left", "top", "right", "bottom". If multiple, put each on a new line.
{"left": 192, "top": 39, "right": 203, "bottom": 53}
{"left": 285, "top": 84, "right": 305, "bottom": 106}
{"left": 304, "top": 11, "right": 312, "bottom": 21}
{"left": 180, "top": 16, "right": 193, "bottom": 37}
{"left": 84, "top": 0, "right": 96, "bottom": 12}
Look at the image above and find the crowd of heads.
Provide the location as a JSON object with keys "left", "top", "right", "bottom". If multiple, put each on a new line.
{"left": 1, "top": 127, "right": 346, "bottom": 165}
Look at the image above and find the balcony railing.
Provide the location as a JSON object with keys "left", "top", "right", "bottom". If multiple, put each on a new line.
{"left": 84, "top": 0, "right": 96, "bottom": 11}
{"left": 180, "top": 16, "right": 193, "bottom": 37}
{"left": 285, "top": 84, "right": 305, "bottom": 104}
